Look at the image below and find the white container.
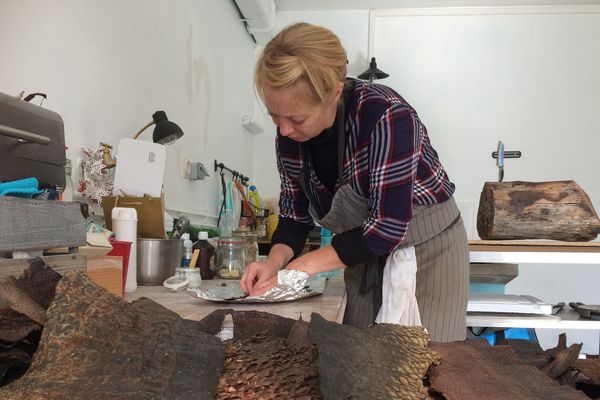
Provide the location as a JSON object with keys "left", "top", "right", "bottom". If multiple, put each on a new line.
{"left": 112, "top": 207, "right": 138, "bottom": 293}
{"left": 163, "top": 267, "right": 201, "bottom": 291}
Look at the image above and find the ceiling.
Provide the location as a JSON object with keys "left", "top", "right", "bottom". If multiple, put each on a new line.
{"left": 275, "top": 0, "right": 600, "bottom": 11}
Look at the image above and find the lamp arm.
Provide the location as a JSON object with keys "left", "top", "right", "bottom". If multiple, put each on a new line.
{"left": 132, "top": 120, "right": 155, "bottom": 140}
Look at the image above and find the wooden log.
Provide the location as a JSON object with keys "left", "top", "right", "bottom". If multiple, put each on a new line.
{"left": 477, "top": 181, "right": 600, "bottom": 241}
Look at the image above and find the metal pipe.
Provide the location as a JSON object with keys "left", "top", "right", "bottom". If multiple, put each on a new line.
{"left": 0, "top": 123, "right": 51, "bottom": 145}
{"left": 213, "top": 159, "right": 250, "bottom": 185}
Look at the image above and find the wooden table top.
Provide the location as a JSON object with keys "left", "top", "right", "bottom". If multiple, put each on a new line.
{"left": 469, "top": 239, "right": 600, "bottom": 253}
{"left": 125, "top": 276, "right": 346, "bottom": 323}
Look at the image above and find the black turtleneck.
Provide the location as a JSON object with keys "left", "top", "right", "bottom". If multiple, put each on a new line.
{"left": 306, "top": 123, "right": 338, "bottom": 190}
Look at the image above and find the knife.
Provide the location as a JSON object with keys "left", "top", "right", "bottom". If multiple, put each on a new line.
{"left": 497, "top": 141, "right": 504, "bottom": 182}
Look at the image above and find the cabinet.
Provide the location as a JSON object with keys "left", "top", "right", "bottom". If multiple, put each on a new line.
{"left": 467, "top": 240, "right": 600, "bottom": 330}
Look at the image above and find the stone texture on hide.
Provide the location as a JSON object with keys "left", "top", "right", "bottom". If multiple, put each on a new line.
{"left": 0, "top": 310, "right": 40, "bottom": 343}
{"left": 217, "top": 318, "right": 321, "bottom": 399}
{"left": 0, "top": 257, "right": 61, "bottom": 386}
{"left": 310, "top": 313, "right": 438, "bottom": 400}
{"left": 0, "top": 257, "right": 62, "bottom": 340}
{"left": 574, "top": 358, "right": 600, "bottom": 385}
{"left": 428, "top": 340, "right": 589, "bottom": 400}
{"left": 0, "top": 349, "right": 31, "bottom": 383}
{"left": 0, "top": 278, "right": 46, "bottom": 325}
{"left": 231, "top": 310, "right": 297, "bottom": 339}
{"left": 0, "top": 272, "right": 225, "bottom": 400}
{"left": 14, "top": 257, "right": 62, "bottom": 310}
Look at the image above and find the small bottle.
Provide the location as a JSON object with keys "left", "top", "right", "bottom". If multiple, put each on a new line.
{"left": 256, "top": 214, "right": 268, "bottom": 240}
{"left": 193, "top": 231, "right": 216, "bottom": 280}
{"left": 248, "top": 185, "right": 262, "bottom": 213}
{"left": 320, "top": 227, "right": 333, "bottom": 248}
{"left": 181, "top": 233, "right": 193, "bottom": 268}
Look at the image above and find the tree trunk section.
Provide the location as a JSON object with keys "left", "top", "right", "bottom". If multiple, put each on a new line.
{"left": 477, "top": 180, "right": 600, "bottom": 241}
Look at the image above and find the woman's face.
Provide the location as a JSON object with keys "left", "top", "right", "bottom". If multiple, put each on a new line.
{"left": 262, "top": 82, "right": 343, "bottom": 142}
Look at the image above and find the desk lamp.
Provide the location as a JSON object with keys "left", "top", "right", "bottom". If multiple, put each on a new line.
{"left": 102, "top": 111, "right": 184, "bottom": 169}
{"left": 357, "top": 57, "right": 389, "bottom": 83}
{"left": 133, "top": 111, "right": 184, "bottom": 145}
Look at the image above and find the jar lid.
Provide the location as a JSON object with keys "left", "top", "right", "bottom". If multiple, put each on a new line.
{"left": 232, "top": 231, "right": 257, "bottom": 238}
{"left": 218, "top": 237, "right": 246, "bottom": 246}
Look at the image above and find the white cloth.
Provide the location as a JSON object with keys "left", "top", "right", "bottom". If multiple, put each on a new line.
{"left": 375, "top": 246, "right": 422, "bottom": 326}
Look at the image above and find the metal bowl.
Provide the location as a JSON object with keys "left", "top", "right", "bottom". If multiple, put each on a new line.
{"left": 137, "top": 238, "right": 183, "bottom": 285}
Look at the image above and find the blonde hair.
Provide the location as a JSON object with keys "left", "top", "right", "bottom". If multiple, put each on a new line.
{"left": 254, "top": 22, "right": 347, "bottom": 105}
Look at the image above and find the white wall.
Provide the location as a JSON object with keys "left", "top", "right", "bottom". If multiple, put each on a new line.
{"left": 0, "top": 0, "right": 258, "bottom": 224}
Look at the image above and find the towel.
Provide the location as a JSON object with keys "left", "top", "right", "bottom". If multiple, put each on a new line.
{"left": 0, "top": 177, "right": 43, "bottom": 197}
{"left": 219, "top": 177, "right": 236, "bottom": 236}
{"left": 375, "top": 246, "right": 422, "bottom": 326}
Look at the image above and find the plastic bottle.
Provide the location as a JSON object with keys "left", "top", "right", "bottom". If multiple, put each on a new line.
{"left": 320, "top": 227, "right": 333, "bottom": 248}
{"left": 112, "top": 207, "right": 138, "bottom": 293}
{"left": 181, "top": 233, "right": 193, "bottom": 268}
{"left": 248, "top": 185, "right": 261, "bottom": 213}
{"left": 192, "top": 231, "right": 216, "bottom": 280}
{"left": 317, "top": 227, "right": 341, "bottom": 278}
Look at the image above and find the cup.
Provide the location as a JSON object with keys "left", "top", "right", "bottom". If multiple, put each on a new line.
{"left": 112, "top": 207, "right": 138, "bottom": 293}
{"left": 163, "top": 267, "right": 201, "bottom": 290}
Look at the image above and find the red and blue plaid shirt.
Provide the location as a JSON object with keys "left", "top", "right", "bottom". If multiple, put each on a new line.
{"left": 274, "top": 79, "right": 455, "bottom": 262}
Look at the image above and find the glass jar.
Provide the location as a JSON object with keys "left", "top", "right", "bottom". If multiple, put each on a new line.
{"left": 215, "top": 237, "right": 246, "bottom": 279}
{"left": 232, "top": 229, "right": 258, "bottom": 264}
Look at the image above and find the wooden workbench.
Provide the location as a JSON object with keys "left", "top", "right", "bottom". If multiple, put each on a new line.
{"left": 125, "top": 276, "right": 346, "bottom": 323}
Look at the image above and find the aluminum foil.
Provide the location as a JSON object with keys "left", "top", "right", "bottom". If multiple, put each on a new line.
{"left": 187, "top": 270, "right": 326, "bottom": 303}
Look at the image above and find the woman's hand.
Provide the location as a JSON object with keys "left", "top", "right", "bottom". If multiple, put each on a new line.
{"left": 240, "top": 259, "right": 280, "bottom": 296}
{"left": 241, "top": 243, "right": 295, "bottom": 296}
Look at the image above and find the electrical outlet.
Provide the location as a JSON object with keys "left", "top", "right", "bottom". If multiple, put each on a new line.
{"left": 181, "top": 156, "right": 191, "bottom": 178}
{"left": 189, "top": 162, "right": 210, "bottom": 180}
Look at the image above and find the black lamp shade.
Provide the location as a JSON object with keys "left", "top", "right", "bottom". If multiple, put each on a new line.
{"left": 357, "top": 57, "right": 389, "bottom": 82}
{"left": 152, "top": 111, "right": 184, "bottom": 145}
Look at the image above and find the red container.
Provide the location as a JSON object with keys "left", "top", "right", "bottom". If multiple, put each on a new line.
{"left": 107, "top": 238, "right": 132, "bottom": 296}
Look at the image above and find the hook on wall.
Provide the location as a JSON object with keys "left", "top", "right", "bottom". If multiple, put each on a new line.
{"left": 214, "top": 159, "right": 250, "bottom": 185}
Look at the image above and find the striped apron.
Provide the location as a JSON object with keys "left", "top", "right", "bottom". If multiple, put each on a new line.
{"left": 312, "top": 186, "right": 469, "bottom": 342}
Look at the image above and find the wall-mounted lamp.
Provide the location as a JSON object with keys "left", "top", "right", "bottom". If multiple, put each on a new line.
{"left": 132, "top": 111, "right": 184, "bottom": 145}
{"left": 357, "top": 57, "right": 389, "bottom": 83}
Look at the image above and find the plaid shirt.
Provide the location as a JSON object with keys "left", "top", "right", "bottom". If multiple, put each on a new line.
{"left": 276, "top": 79, "right": 455, "bottom": 257}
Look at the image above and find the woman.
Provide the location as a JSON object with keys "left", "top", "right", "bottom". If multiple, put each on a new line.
{"left": 240, "top": 22, "right": 469, "bottom": 342}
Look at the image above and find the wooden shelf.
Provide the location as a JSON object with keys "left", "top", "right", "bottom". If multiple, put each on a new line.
{"left": 469, "top": 240, "right": 600, "bottom": 265}
{"left": 470, "top": 240, "right": 600, "bottom": 253}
